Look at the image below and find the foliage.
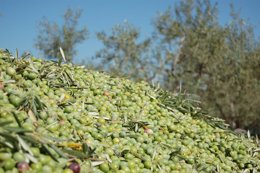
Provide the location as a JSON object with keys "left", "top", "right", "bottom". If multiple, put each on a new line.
{"left": 153, "top": 0, "right": 260, "bottom": 132}
{"left": 95, "top": 22, "right": 157, "bottom": 81}
{"left": 35, "top": 8, "right": 88, "bottom": 62}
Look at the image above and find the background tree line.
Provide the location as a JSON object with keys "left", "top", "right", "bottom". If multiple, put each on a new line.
{"left": 35, "top": 0, "right": 260, "bottom": 134}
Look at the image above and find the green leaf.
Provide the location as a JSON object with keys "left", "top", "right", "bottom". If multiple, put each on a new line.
{"left": 12, "top": 111, "right": 22, "bottom": 127}
{"left": 62, "top": 148, "right": 87, "bottom": 159}
{"left": 42, "top": 144, "right": 59, "bottom": 162}
{"left": 0, "top": 140, "right": 14, "bottom": 149}
{"left": 49, "top": 144, "right": 67, "bottom": 158}
{"left": 20, "top": 135, "right": 41, "bottom": 145}
{"left": 4, "top": 127, "right": 32, "bottom": 134}
{"left": 0, "top": 121, "right": 13, "bottom": 127}
{"left": 0, "top": 132, "right": 17, "bottom": 142}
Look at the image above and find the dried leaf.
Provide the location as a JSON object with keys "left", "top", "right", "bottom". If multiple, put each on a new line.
{"left": 88, "top": 112, "right": 99, "bottom": 116}
{"left": 25, "top": 153, "right": 38, "bottom": 163}
{"left": 17, "top": 134, "right": 33, "bottom": 155}
{"left": 216, "top": 165, "right": 220, "bottom": 172}
{"left": 135, "top": 123, "right": 138, "bottom": 132}
{"left": 247, "top": 130, "right": 251, "bottom": 139}
{"left": 91, "top": 160, "right": 104, "bottom": 167}
{"left": 59, "top": 47, "right": 66, "bottom": 63}
{"left": 104, "top": 154, "right": 112, "bottom": 163}
{"left": 242, "top": 169, "right": 250, "bottom": 173}
{"left": 28, "top": 109, "right": 37, "bottom": 124}
{"left": 28, "top": 59, "right": 39, "bottom": 73}
{"left": 152, "top": 150, "right": 157, "bottom": 161}
{"left": 0, "top": 81, "right": 4, "bottom": 90}
{"left": 59, "top": 94, "right": 66, "bottom": 103}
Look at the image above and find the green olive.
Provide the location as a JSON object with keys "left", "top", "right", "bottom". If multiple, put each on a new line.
{"left": 0, "top": 153, "right": 12, "bottom": 160}
{"left": 31, "top": 162, "right": 43, "bottom": 170}
{"left": 8, "top": 94, "right": 24, "bottom": 107}
{"left": 3, "top": 158, "right": 16, "bottom": 170}
{"left": 99, "top": 162, "right": 110, "bottom": 172}
{"left": 6, "top": 67, "right": 16, "bottom": 76}
{"left": 0, "top": 51, "right": 260, "bottom": 172}
{"left": 13, "top": 152, "right": 25, "bottom": 162}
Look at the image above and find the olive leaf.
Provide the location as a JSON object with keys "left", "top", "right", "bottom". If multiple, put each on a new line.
{"left": 91, "top": 160, "right": 105, "bottom": 167}
{"left": 0, "top": 140, "right": 14, "bottom": 148}
{"left": 0, "top": 120, "right": 13, "bottom": 126}
{"left": 49, "top": 144, "right": 68, "bottom": 158}
{"left": 25, "top": 153, "right": 38, "bottom": 163}
{"left": 12, "top": 111, "right": 22, "bottom": 127}
{"left": 0, "top": 132, "right": 17, "bottom": 143}
{"left": 17, "top": 134, "right": 33, "bottom": 155}
{"left": 42, "top": 144, "right": 59, "bottom": 162}
{"left": 62, "top": 148, "right": 88, "bottom": 159}
{"left": 3, "top": 127, "right": 32, "bottom": 134}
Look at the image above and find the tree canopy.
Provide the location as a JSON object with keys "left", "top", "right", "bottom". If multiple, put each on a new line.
{"left": 35, "top": 8, "right": 88, "bottom": 62}
{"left": 153, "top": 0, "right": 260, "bottom": 131}
{"left": 95, "top": 22, "right": 154, "bottom": 81}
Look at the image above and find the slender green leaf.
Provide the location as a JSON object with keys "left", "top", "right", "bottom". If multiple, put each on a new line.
{"left": 0, "top": 121, "right": 13, "bottom": 127}
{"left": 62, "top": 148, "right": 87, "bottom": 159}
{"left": 42, "top": 144, "right": 59, "bottom": 162}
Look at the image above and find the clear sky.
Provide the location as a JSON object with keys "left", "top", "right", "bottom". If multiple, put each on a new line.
{"left": 0, "top": 0, "right": 260, "bottom": 63}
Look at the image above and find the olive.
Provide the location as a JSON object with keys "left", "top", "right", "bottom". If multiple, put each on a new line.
{"left": 8, "top": 94, "right": 24, "bottom": 107}
{"left": 99, "top": 162, "right": 110, "bottom": 172}
{"left": 31, "top": 162, "right": 43, "bottom": 170}
{"left": 27, "top": 72, "right": 38, "bottom": 80}
{"left": 16, "top": 162, "right": 30, "bottom": 173}
{"left": 4, "top": 158, "right": 16, "bottom": 170}
{"left": 0, "top": 153, "right": 12, "bottom": 160}
{"left": 42, "top": 165, "right": 53, "bottom": 172}
{"left": 68, "top": 162, "right": 80, "bottom": 173}
{"left": 6, "top": 67, "right": 16, "bottom": 76}
{"left": 143, "top": 160, "right": 152, "bottom": 169}
{"left": 13, "top": 152, "right": 25, "bottom": 162}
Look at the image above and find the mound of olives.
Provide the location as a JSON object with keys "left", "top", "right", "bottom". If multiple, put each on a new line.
{"left": 0, "top": 49, "right": 259, "bottom": 173}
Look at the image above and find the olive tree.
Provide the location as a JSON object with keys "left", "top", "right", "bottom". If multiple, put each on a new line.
{"left": 95, "top": 22, "right": 156, "bottom": 81}
{"left": 35, "top": 8, "right": 88, "bottom": 62}
{"left": 154, "top": 0, "right": 260, "bottom": 131}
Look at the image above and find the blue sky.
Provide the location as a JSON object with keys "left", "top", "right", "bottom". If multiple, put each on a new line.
{"left": 0, "top": 0, "right": 260, "bottom": 63}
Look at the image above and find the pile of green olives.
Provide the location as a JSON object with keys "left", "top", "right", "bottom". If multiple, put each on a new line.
{"left": 0, "top": 49, "right": 259, "bottom": 173}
